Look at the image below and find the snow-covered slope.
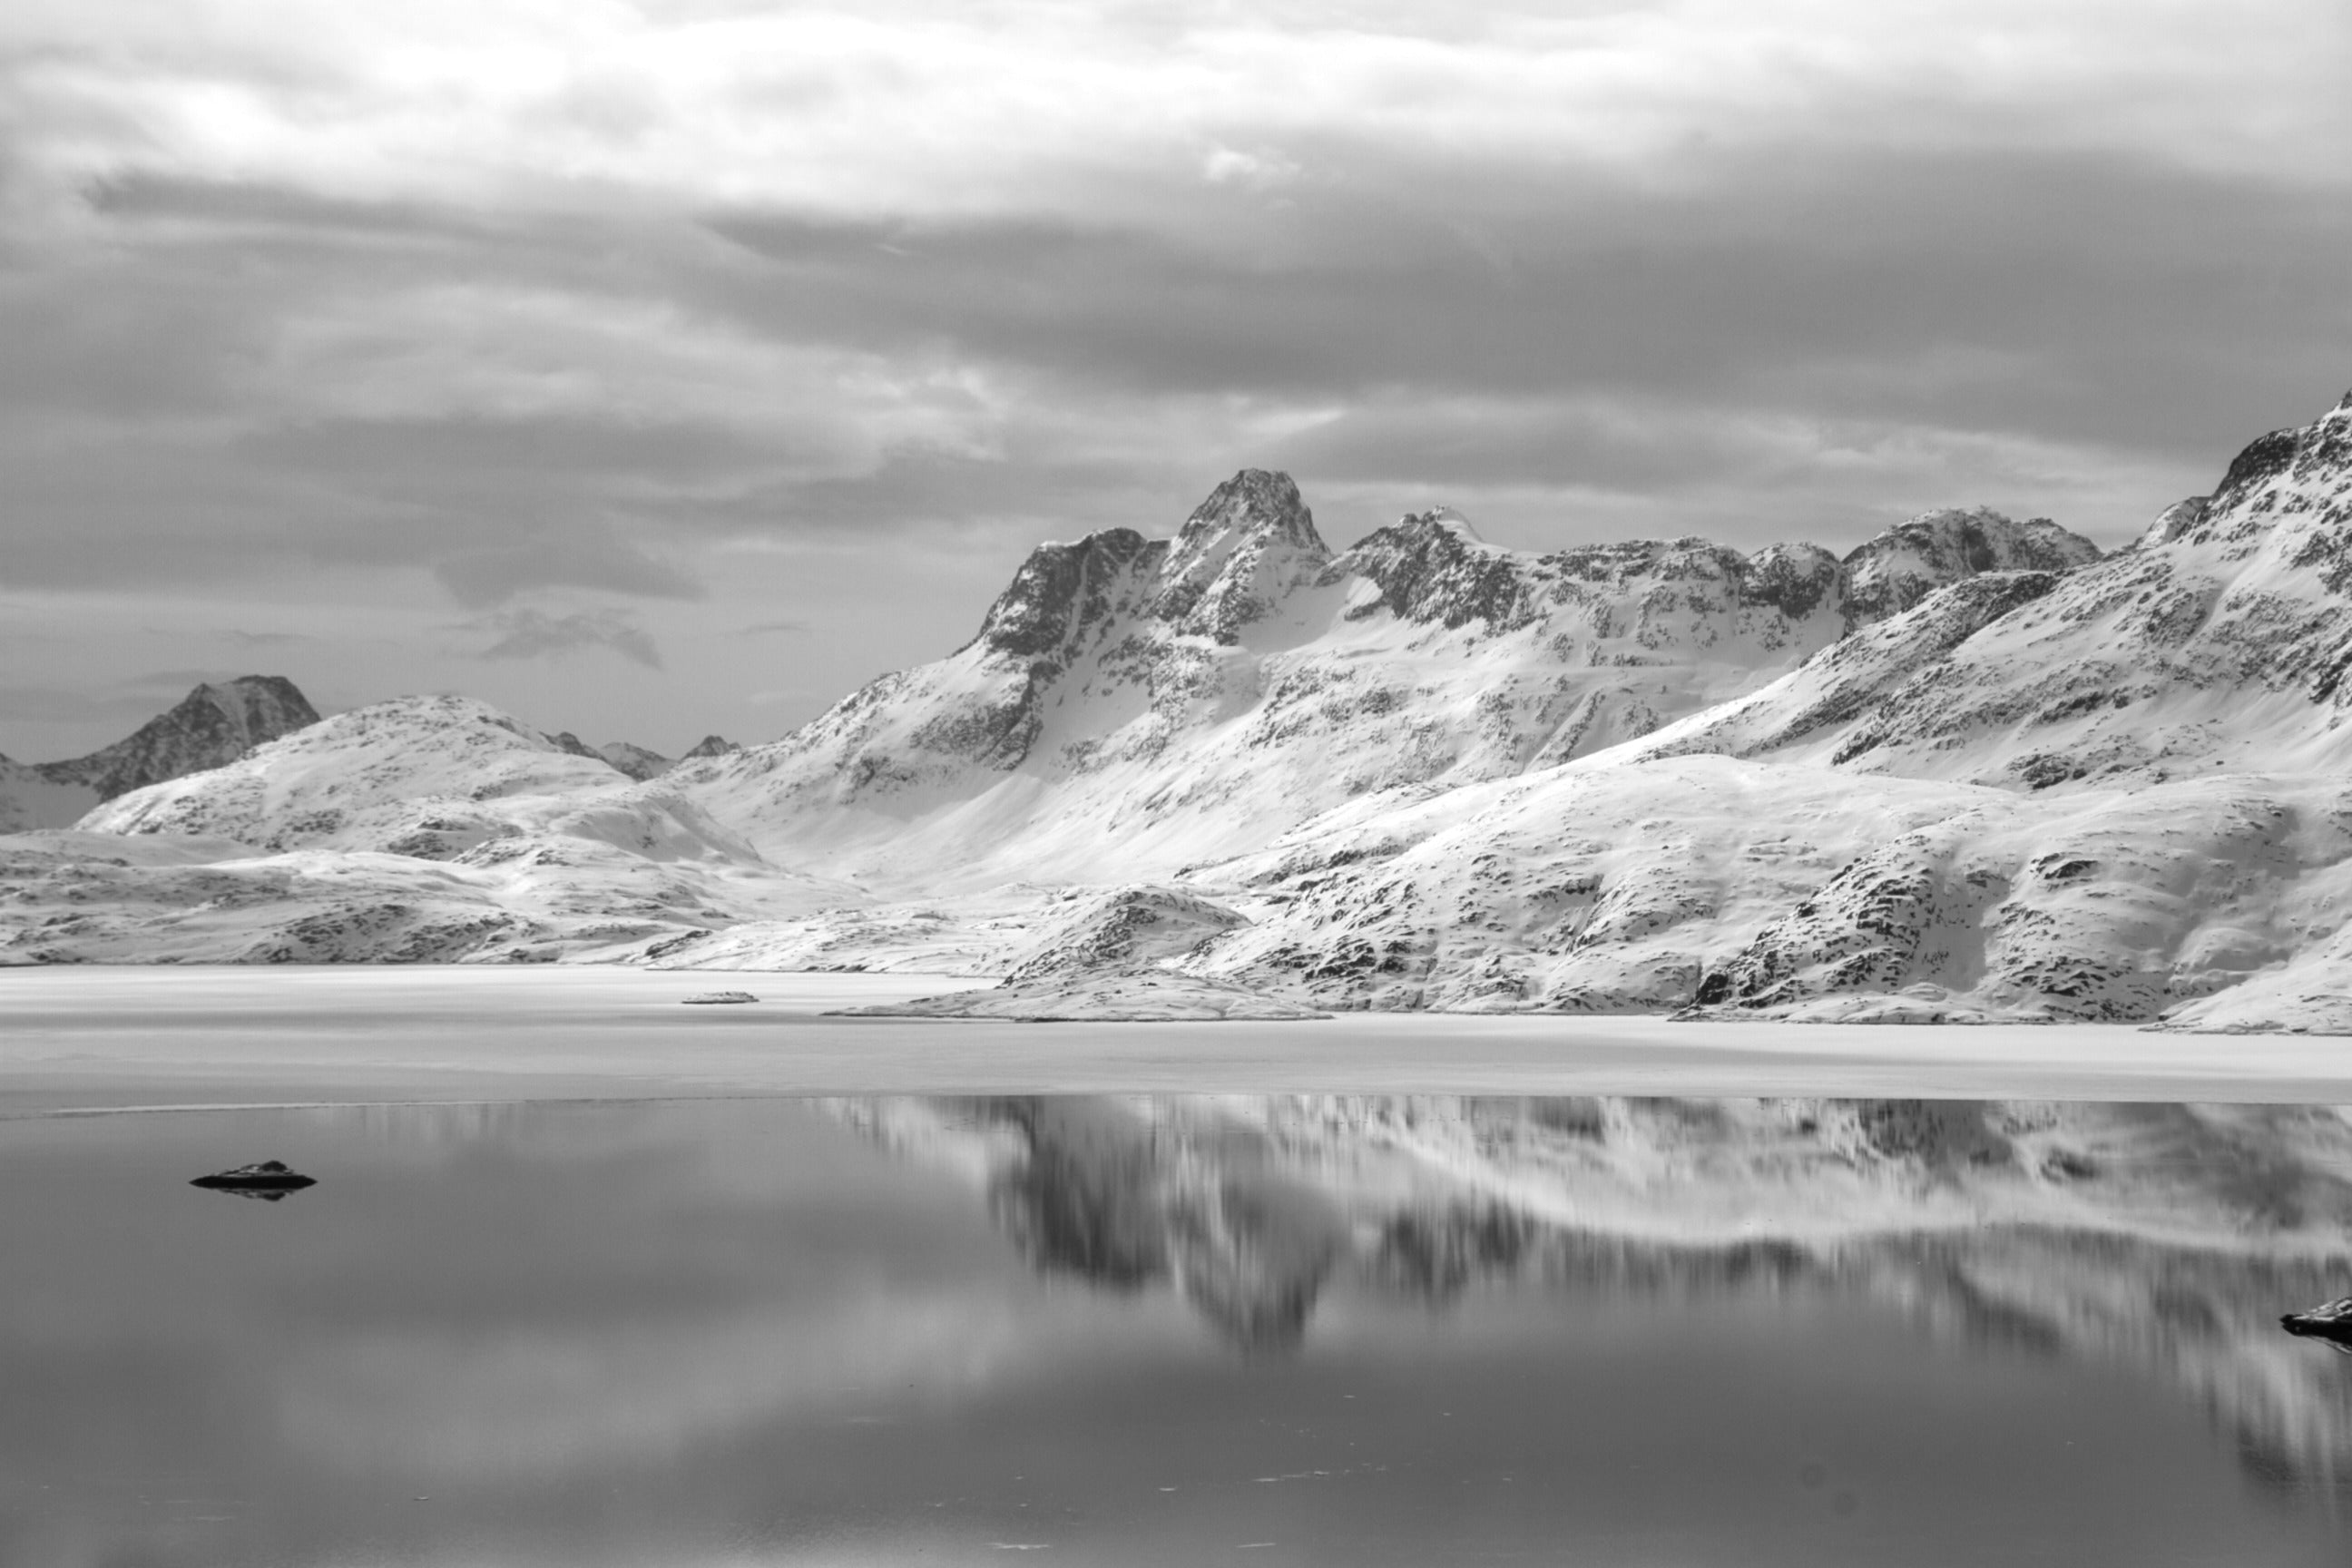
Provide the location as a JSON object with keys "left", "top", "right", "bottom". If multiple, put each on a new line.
{"left": 0, "top": 676, "right": 319, "bottom": 831}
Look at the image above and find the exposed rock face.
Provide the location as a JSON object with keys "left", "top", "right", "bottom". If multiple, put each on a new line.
{"left": 677, "top": 735, "right": 740, "bottom": 761}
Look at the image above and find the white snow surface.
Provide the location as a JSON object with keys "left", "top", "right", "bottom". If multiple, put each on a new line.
{"left": 13, "top": 396, "right": 2352, "bottom": 1032}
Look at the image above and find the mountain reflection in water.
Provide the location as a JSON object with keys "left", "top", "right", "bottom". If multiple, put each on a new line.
{"left": 840, "top": 1094, "right": 2352, "bottom": 1486}
{"left": 9, "top": 1093, "right": 2352, "bottom": 1568}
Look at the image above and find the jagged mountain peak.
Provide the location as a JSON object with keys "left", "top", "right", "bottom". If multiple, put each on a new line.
{"left": 1420, "top": 506, "right": 1485, "bottom": 544}
{"left": 1153, "top": 468, "right": 1332, "bottom": 644}
{"left": 679, "top": 735, "right": 740, "bottom": 760}
{"left": 1332, "top": 508, "right": 1540, "bottom": 631}
{"left": 1370, "top": 506, "right": 1487, "bottom": 547}
{"left": 2173, "top": 399, "right": 2352, "bottom": 553}
{"left": 1171, "top": 468, "right": 1327, "bottom": 559}
{"left": 975, "top": 528, "right": 1155, "bottom": 659}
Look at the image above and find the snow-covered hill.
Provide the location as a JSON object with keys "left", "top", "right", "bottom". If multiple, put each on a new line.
{"left": 0, "top": 694, "right": 852, "bottom": 966}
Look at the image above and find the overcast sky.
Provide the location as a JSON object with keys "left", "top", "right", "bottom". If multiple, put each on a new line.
{"left": 4, "top": 0, "right": 2349, "bottom": 758}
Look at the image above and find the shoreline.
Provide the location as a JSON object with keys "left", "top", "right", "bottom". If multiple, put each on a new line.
{"left": 5, "top": 965, "right": 2350, "bottom": 1112}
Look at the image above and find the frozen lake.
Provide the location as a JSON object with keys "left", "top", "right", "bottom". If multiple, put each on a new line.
{"left": 7, "top": 1093, "right": 2352, "bottom": 1566}
{"left": 6, "top": 966, "right": 2352, "bottom": 1112}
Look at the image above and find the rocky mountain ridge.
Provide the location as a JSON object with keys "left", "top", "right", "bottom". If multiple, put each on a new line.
{"left": 650, "top": 472, "right": 2093, "bottom": 888}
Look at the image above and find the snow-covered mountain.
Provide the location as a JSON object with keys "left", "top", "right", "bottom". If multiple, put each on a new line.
{"left": 0, "top": 676, "right": 318, "bottom": 833}
{"left": 650, "top": 471, "right": 2088, "bottom": 887}
{"left": 11, "top": 389, "right": 2352, "bottom": 1032}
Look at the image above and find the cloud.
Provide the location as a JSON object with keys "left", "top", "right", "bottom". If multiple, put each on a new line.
{"left": 733, "top": 619, "right": 808, "bottom": 636}
{"left": 434, "top": 534, "right": 706, "bottom": 608}
{"left": 0, "top": 0, "right": 2347, "bottom": 737}
{"left": 466, "top": 607, "right": 664, "bottom": 669}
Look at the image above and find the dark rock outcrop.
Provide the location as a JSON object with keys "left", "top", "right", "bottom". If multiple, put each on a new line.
{"left": 2280, "top": 1295, "right": 2352, "bottom": 1348}
{"left": 190, "top": 1160, "right": 317, "bottom": 1196}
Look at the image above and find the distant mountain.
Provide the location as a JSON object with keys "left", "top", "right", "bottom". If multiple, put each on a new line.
{"left": 0, "top": 676, "right": 318, "bottom": 833}
{"left": 549, "top": 731, "right": 676, "bottom": 781}
{"left": 545, "top": 732, "right": 740, "bottom": 779}
{"left": 7, "top": 695, "right": 841, "bottom": 965}
{"left": 77, "top": 694, "right": 752, "bottom": 860}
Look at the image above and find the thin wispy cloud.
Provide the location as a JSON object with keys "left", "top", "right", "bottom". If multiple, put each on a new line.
{"left": 466, "top": 608, "right": 664, "bottom": 670}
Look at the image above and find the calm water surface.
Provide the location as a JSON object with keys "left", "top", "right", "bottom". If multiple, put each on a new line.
{"left": 5, "top": 1094, "right": 2352, "bottom": 1566}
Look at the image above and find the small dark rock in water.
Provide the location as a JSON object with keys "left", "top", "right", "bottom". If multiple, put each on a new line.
{"left": 191, "top": 1160, "right": 318, "bottom": 1196}
{"left": 681, "top": 991, "right": 759, "bottom": 1005}
{"left": 2280, "top": 1296, "right": 2352, "bottom": 1348}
